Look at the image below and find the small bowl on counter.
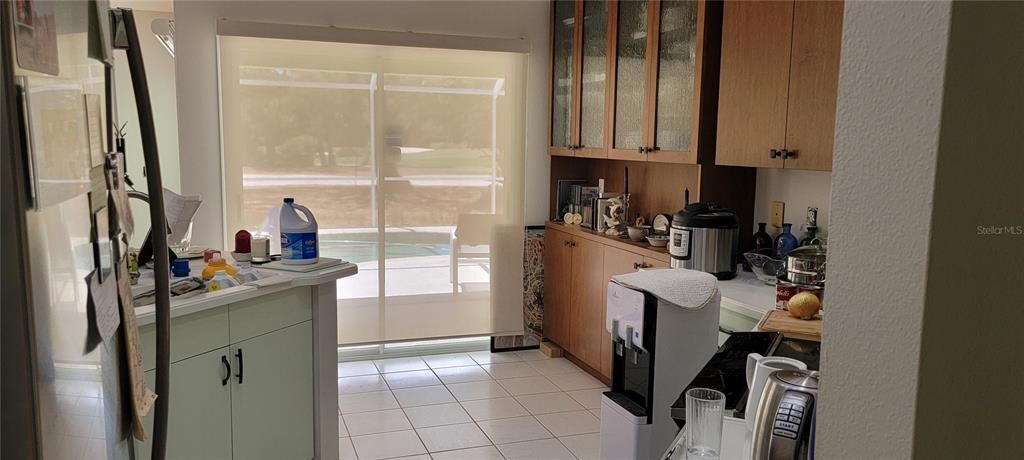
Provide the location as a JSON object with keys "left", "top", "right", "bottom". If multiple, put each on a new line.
{"left": 646, "top": 235, "right": 669, "bottom": 247}
{"left": 744, "top": 251, "right": 786, "bottom": 285}
{"left": 627, "top": 225, "right": 652, "bottom": 242}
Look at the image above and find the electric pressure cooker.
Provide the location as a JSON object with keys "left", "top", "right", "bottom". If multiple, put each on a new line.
{"left": 669, "top": 202, "right": 739, "bottom": 279}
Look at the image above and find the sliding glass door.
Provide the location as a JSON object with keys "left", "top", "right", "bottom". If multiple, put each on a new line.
{"left": 219, "top": 37, "right": 527, "bottom": 345}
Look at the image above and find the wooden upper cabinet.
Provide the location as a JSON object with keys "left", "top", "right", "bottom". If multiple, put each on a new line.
{"left": 542, "top": 228, "right": 573, "bottom": 348}
{"left": 716, "top": 1, "right": 793, "bottom": 168}
{"left": 549, "top": 0, "right": 612, "bottom": 158}
{"left": 649, "top": 0, "right": 703, "bottom": 164}
{"left": 608, "top": 0, "right": 650, "bottom": 161}
{"left": 716, "top": 0, "right": 843, "bottom": 171}
{"left": 608, "top": 0, "right": 708, "bottom": 164}
{"left": 575, "top": 0, "right": 612, "bottom": 158}
{"left": 783, "top": 0, "right": 843, "bottom": 171}
{"left": 549, "top": 0, "right": 578, "bottom": 156}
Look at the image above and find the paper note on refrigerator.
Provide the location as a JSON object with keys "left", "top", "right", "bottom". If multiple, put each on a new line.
{"left": 86, "top": 268, "right": 121, "bottom": 348}
{"left": 116, "top": 256, "right": 157, "bottom": 440}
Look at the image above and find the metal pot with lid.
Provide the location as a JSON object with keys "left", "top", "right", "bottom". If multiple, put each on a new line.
{"left": 786, "top": 245, "right": 827, "bottom": 285}
{"left": 668, "top": 201, "right": 739, "bottom": 279}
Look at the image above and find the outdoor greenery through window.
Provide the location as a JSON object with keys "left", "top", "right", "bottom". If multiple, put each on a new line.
{"left": 219, "top": 36, "right": 527, "bottom": 344}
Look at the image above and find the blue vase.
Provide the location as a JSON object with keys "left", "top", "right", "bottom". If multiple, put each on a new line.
{"left": 774, "top": 223, "right": 799, "bottom": 258}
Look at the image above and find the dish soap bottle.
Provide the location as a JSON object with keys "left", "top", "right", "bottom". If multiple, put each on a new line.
{"left": 280, "top": 197, "right": 319, "bottom": 265}
{"left": 202, "top": 254, "right": 238, "bottom": 280}
{"left": 774, "top": 223, "right": 799, "bottom": 258}
{"left": 207, "top": 269, "right": 240, "bottom": 292}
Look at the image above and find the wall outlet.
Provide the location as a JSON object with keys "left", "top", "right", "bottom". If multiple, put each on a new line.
{"left": 771, "top": 201, "right": 785, "bottom": 228}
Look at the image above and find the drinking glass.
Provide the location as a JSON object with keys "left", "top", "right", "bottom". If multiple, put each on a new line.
{"left": 685, "top": 388, "right": 725, "bottom": 460}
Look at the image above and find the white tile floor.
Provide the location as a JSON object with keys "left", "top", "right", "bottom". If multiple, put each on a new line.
{"left": 337, "top": 350, "right": 608, "bottom": 460}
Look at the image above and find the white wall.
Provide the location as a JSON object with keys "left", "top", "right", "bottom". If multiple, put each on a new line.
{"left": 752, "top": 168, "right": 831, "bottom": 237}
{"left": 911, "top": 2, "right": 1024, "bottom": 456}
{"left": 823, "top": 3, "right": 1024, "bottom": 456}
{"left": 113, "top": 8, "right": 180, "bottom": 247}
{"left": 174, "top": 0, "right": 550, "bottom": 248}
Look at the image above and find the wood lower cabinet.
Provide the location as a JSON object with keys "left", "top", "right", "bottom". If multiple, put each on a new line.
{"left": 543, "top": 228, "right": 574, "bottom": 348}
{"left": 544, "top": 224, "right": 672, "bottom": 379}
{"left": 569, "top": 237, "right": 606, "bottom": 371}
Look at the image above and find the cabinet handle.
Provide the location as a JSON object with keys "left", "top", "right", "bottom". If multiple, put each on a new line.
{"left": 638, "top": 146, "right": 645, "bottom": 154}
{"left": 633, "top": 262, "right": 642, "bottom": 271}
{"left": 234, "top": 348, "right": 244, "bottom": 384}
{"left": 570, "top": 240, "right": 577, "bottom": 247}
{"left": 221, "top": 355, "right": 231, "bottom": 386}
{"left": 564, "top": 240, "right": 572, "bottom": 247}
{"left": 782, "top": 149, "right": 796, "bottom": 159}
{"left": 769, "top": 149, "right": 780, "bottom": 159}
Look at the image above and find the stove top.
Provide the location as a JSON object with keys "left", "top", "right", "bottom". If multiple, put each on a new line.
{"left": 669, "top": 331, "right": 820, "bottom": 426}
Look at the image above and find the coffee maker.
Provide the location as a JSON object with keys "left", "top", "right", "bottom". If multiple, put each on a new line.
{"left": 750, "top": 370, "right": 819, "bottom": 460}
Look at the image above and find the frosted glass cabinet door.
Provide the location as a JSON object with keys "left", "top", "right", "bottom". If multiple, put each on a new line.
{"left": 230, "top": 321, "right": 314, "bottom": 460}
{"left": 612, "top": 0, "right": 649, "bottom": 158}
{"left": 136, "top": 348, "right": 233, "bottom": 460}
{"left": 550, "top": 0, "right": 576, "bottom": 152}
{"left": 653, "top": 0, "right": 699, "bottom": 162}
{"left": 576, "top": 0, "right": 609, "bottom": 156}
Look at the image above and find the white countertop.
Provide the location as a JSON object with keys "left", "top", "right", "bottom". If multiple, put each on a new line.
{"left": 719, "top": 270, "right": 776, "bottom": 319}
{"left": 664, "top": 415, "right": 752, "bottom": 460}
{"left": 133, "top": 260, "right": 358, "bottom": 325}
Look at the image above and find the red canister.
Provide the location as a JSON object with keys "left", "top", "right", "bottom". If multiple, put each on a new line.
{"left": 776, "top": 280, "right": 799, "bottom": 310}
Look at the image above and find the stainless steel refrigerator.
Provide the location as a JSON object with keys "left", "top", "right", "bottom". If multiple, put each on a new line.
{"left": 2, "top": 1, "right": 173, "bottom": 458}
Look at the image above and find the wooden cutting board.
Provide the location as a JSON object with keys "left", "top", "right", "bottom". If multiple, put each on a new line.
{"left": 757, "top": 309, "right": 822, "bottom": 341}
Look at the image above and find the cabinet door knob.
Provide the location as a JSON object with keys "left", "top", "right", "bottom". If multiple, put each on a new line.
{"left": 769, "top": 149, "right": 780, "bottom": 159}
{"left": 782, "top": 149, "right": 796, "bottom": 159}
{"left": 563, "top": 240, "right": 571, "bottom": 247}
{"left": 633, "top": 262, "right": 642, "bottom": 271}
{"left": 638, "top": 146, "right": 645, "bottom": 154}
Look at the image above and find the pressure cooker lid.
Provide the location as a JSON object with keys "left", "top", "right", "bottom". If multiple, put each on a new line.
{"left": 672, "top": 202, "right": 738, "bottom": 229}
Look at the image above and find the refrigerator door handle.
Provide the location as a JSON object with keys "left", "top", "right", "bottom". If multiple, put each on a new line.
{"left": 114, "top": 8, "right": 172, "bottom": 459}
{"left": 13, "top": 80, "right": 38, "bottom": 209}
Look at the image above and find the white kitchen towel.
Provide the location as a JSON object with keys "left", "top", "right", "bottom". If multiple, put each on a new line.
{"left": 611, "top": 268, "right": 720, "bottom": 310}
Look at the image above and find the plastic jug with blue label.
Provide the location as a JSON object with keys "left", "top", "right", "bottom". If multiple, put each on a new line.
{"left": 280, "top": 197, "right": 319, "bottom": 265}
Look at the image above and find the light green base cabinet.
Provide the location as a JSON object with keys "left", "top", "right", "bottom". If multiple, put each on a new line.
{"left": 138, "top": 348, "right": 233, "bottom": 460}
{"left": 136, "top": 288, "right": 313, "bottom": 460}
{"left": 231, "top": 321, "right": 313, "bottom": 460}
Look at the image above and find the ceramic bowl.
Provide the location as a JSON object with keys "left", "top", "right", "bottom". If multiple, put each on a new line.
{"left": 646, "top": 235, "right": 669, "bottom": 247}
{"left": 627, "top": 225, "right": 652, "bottom": 242}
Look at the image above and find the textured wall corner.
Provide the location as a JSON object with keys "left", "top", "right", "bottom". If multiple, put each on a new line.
{"left": 819, "top": 1, "right": 952, "bottom": 458}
